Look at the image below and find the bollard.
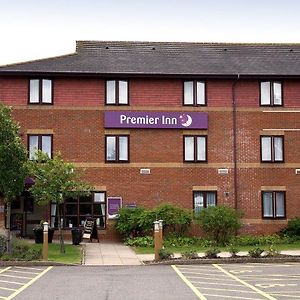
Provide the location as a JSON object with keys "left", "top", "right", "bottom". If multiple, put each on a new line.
{"left": 154, "top": 221, "right": 160, "bottom": 261}
{"left": 158, "top": 219, "right": 163, "bottom": 250}
{"left": 43, "top": 222, "right": 49, "bottom": 261}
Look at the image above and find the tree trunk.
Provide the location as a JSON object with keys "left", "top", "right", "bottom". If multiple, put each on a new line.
{"left": 6, "top": 202, "right": 12, "bottom": 254}
{"left": 57, "top": 204, "right": 65, "bottom": 253}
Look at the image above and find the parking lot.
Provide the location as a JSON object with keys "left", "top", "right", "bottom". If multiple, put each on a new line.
{"left": 0, "top": 266, "right": 52, "bottom": 299}
{"left": 173, "top": 263, "right": 300, "bottom": 299}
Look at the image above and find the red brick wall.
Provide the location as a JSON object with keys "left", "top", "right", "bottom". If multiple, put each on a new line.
{"left": 1, "top": 77, "right": 300, "bottom": 237}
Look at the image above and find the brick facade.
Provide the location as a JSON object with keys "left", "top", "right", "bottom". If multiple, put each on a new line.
{"left": 1, "top": 74, "right": 300, "bottom": 238}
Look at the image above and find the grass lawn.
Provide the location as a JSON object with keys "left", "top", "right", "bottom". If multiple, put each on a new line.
{"left": 133, "top": 241, "right": 300, "bottom": 254}
{"left": 32, "top": 243, "right": 82, "bottom": 264}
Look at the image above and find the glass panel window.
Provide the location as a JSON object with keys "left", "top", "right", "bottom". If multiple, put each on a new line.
{"left": 52, "top": 192, "right": 106, "bottom": 229}
{"left": 193, "top": 191, "right": 217, "bottom": 213}
{"left": 260, "top": 81, "right": 282, "bottom": 106}
{"left": 29, "top": 79, "right": 39, "bottom": 103}
{"left": 118, "top": 81, "right": 128, "bottom": 104}
{"left": 184, "top": 136, "right": 207, "bottom": 162}
{"left": 106, "top": 80, "right": 129, "bottom": 105}
{"left": 42, "top": 79, "right": 52, "bottom": 103}
{"left": 261, "top": 136, "right": 284, "bottom": 163}
{"left": 28, "top": 135, "right": 52, "bottom": 159}
{"left": 106, "top": 135, "right": 129, "bottom": 162}
{"left": 106, "top": 80, "right": 116, "bottom": 104}
{"left": 29, "top": 79, "right": 53, "bottom": 104}
{"left": 262, "top": 191, "right": 285, "bottom": 218}
{"left": 183, "top": 80, "right": 206, "bottom": 106}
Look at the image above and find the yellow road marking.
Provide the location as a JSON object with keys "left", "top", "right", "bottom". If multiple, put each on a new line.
{"left": 14, "top": 267, "right": 45, "bottom": 271}
{"left": 0, "top": 280, "right": 23, "bottom": 285}
{"left": 0, "top": 287, "right": 17, "bottom": 291}
{"left": 172, "top": 265, "right": 207, "bottom": 300}
{"left": 0, "top": 274, "right": 33, "bottom": 279}
{"left": 7, "top": 270, "right": 39, "bottom": 275}
{"left": 201, "top": 293, "right": 264, "bottom": 300}
{"left": 213, "top": 264, "right": 276, "bottom": 300}
{"left": 0, "top": 296, "right": 7, "bottom": 299}
{"left": 6, "top": 266, "right": 53, "bottom": 300}
{"left": 0, "top": 268, "right": 11, "bottom": 274}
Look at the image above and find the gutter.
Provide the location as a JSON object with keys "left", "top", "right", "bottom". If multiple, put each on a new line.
{"left": 232, "top": 74, "right": 240, "bottom": 210}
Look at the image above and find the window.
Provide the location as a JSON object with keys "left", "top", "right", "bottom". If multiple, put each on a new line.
{"left": 29, "top": 79, "right": 52, "bottom": 104}
{"left": 262, "top": 191, "right": 285, "bottom": 218}
{"left": 183, "top": 80, "right": 206, "bottom": 105}
{"left": 193, "top": 191, "right": 217, "bottom": 213}
{"left": 260, "top": 81, "right": 282, "bottom": 106}
{"left": 261, "top": 136, "right": 284, "bottom": 162}
{"left": 106, "top": 80, "right": 128, "bottom": 105}
{"left": 184, "top": 136, "right": 207, "bottom": 162}
{"left": 28, "top": 134, "right": 52, "bottom": 159}
{"left": 50, "top": 192, "right": 106, "bottom": 229}
{"left": 105, "top": 135, "right": 129, "bottom": 162}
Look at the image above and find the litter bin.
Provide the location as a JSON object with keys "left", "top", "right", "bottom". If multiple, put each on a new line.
{"left": 71, "top": 227, "right": 82, "bottom": 245}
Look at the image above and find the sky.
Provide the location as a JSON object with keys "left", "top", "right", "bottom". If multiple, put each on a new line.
{"left": 1, "top": 0, "right": 300, "bottom": 65}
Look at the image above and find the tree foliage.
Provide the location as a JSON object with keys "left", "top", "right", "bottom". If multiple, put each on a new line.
{"left": 0, "top": 104, "right": 27, "bottom": 202}
{"left": 28, "top": 151, "right": 92, "bottom": 252}
{"left": 195, "top": 205, "right": 242, "bottom": 245}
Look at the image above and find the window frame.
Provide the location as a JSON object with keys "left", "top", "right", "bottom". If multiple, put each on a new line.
{"left": 261, "top": 191, "right": 286, "bottom": 219}
{"left": 260, "top": 135, "right": 284, "bottom": 163}
{"left": 28, "top": 79, "right": 53, "bottom": 105}
{"left": 105, "top": 135, "right": 130, "bottom": 163}
{"left": 183, "top": 135, "right": 207, "bottom": 163}
{"left": 259, "top": 81, "right": 283, "bottom": 107}
{"left": 193, "top": 191, "right": 217, "bottom": 213}
{"left": 27, "top": 134, "right": 53, "bottom": 159}
{"left": 105, "top": 79, "right": 129, "bottom": 105}
{"left": 183, "top": 80, "right": 206, "bottom": 106}
{"left": 50, "top": 192, "right": 107, "bottom": 229}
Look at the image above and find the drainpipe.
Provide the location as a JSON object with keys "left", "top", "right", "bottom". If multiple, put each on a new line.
{"left": 232, "top": 74, "right": 240, "bottom": 210}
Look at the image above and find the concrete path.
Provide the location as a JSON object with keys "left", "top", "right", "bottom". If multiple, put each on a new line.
{"left": 83, "top": 242, "right": 142, "bottom": 266}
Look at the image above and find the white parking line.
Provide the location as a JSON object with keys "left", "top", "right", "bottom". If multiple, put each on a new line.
{"left": 6, "top": 270, "right": 39, "bottom": 275}
{"left": 190, "top": 281, "right": 244, "bottom": 288}
{"left": 201, "top": 293, "right": 264, "bottom": 300}
{"left": 0, "top": 274, "right": 34, "bottom": 280}
{"left": 0, "top": 280, "right": 24, "bottom": 285}
{"left": 14, "top": 267, "right": 45, "bottom": 271}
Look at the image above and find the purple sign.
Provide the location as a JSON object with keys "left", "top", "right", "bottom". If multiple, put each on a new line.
{"left": 104, "top": 111, "right": 208, "bottom": 129}
{"left": 107, "top": 197, "right": 122, "bottom": 219}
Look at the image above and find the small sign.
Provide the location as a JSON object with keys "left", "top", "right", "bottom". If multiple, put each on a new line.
{"left": 140, "top": 168, "right": 151, "bottom": 175}
{"left": 82, "top": 219, "right": 94, "bottom": 239}
{"left": 107, "top": 197, "right": 122, "bottom": 219}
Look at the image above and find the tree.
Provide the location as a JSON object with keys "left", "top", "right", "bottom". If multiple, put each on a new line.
{"left": 0, "top": 104, "right": 28, "bottom": 254}
{"left": 28, "top": 151, "right": 92, "bottom": 253}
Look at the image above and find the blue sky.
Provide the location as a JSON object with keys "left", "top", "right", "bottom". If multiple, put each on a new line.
{"left": 1, "top": 0, "right": 300, "bottom": 65}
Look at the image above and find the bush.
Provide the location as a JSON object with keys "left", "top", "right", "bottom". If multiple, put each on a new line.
{"left": 196, "top": 205, "right": 242, "bottom": 245}
{"left": 181, "top": 250, "right": 198, "bottom": 259}
{"left": 124, "top": 236, "right": 154, "bottom": 247}
{"left": 116, "top": 204, "right": 192, "bottom": 238}
{"left": 228, "top": 244, "right": 239, "bottom": 257}
{"left": 280, "top": 217, "right": 300, "bottom": 237}
{"left": 159, "top": 248, "right": 173, "bottom": 260}
{"left": 205, "top": 247, "right": 220, "bottom": 258}
{"left": 0, "top": 234, "right": 6, "bottom": 255}
{"left": 248, "top": 247, "right": 264, "bottom": 258}
{"left": 265, "top": 244, "right": 280, "bottom": 257}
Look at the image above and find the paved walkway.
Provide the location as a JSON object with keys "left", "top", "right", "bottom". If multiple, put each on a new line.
{"left": 83, "top": 242, "right": 300, "bottom": 266}
{"left": 83, "top": 242, "right": 142, "bottom": 265}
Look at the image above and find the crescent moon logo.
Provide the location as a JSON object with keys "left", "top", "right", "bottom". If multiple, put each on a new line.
{"left": 179, "top": 114, "right": 193, "bottom": 127}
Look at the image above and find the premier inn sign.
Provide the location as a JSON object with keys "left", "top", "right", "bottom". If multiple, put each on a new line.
{"left": 104, "top": 111, "right": 208, "bottom": 129}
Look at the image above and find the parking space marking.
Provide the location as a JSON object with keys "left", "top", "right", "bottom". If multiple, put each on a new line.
{"left": 6, "top": 266, "right": 53, "bottom": 300}
{"left": 172, "top": 265, "right": 207, "bottom": 300}
{"left": 14, "top": 267, "right": 45, "bottom": 271}
{"left": 6, "top": 270, "right": 39, "bottom": 275}
{"left": 0, "top": 280, "right": 24, "bottom": 285}
{"left": 213, "top": 264, "right": 276, "bottom": 300}
{"left": 201, "top": 293, "right": 264, "bottom": 300}
{"left": 0, "top": 274, "right": 34, "bottom": 280}
{"left": 269, "top": 293, "right": 300, "bottom": 298}
{"left": 189, "top": 281, "right": 244, "bottom": 288}
{"left": 0, "top": 269, "right": 11, "bottom": 275}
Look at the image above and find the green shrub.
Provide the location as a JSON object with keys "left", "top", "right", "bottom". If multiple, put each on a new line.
{"left": 248, "top": 247, "right": 264, "bottom": 258}
{"left": 265, "top": 244, "right": 280, "bottom": 257}
{"left": 116, "top": 204, "right": 192, "bottom": 238}
{"left": 196, "top": 205, "right": 242, "bottom": 245}
{"left": 280, "top": 217, "right": 300, "bottom": 237}
{"left": 228, "top": 244, "right": 239, "bottom": 257}
{"left": 181, "top": 250, "right": 198, "bottom": 259}
{"left": 159, "top": 248, "right": 173, "bottom": 260}
{"left": 231, "top": 234, "right": 292, "bottom": 247}
{"left": 205, "top": 247, "right": 220, "bottom": 258}
{"left": 124, "top": 236, "right": 154, "bottom": 247}
{"left": 0, "top": 234, "right": 7, "bottom": 255}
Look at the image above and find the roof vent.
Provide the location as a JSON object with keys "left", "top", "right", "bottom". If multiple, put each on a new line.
{"left": 290, "top": 49, "right": 294, "bottom": 52}
{"left": 223, "top": 48, "right": 228, "bottom": 52}
{"left": 105, "top": 46, "right": 109, "bottom": 49}
{"left": 152, "top": 47, "right": 156, "bottom": 50}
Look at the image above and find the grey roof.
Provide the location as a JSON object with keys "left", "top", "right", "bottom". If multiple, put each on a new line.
{"left": 1, "top": 41, "right": 300, "bottom": 77}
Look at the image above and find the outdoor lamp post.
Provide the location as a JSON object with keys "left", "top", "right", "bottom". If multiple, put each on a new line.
{"left": 154, "top": 221, "right": 161, "bottom": 261}
{"left": 43, "top": 222, "right": 49, "bottom": 261}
